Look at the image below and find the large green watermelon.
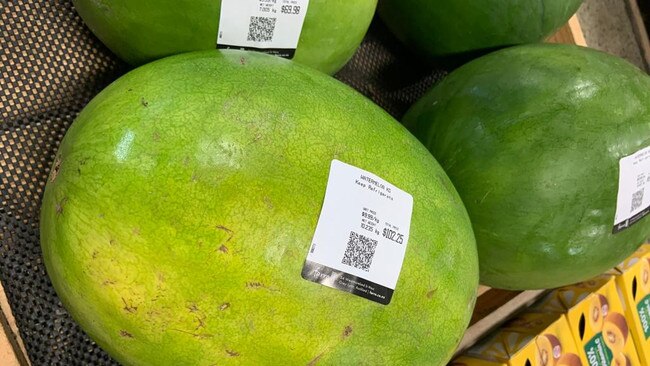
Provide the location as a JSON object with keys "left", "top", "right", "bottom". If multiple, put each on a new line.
{"left": 378, "top": 0, "right": 583, "bottom": 59}
{"left": 403, "top": 44, "right": 650, "bottom": 290}
{"left": 72, "top": 0, "right": 377, "bottom": 74}
{"left": 40, "top": 50, "right": 478, "bottom": 365}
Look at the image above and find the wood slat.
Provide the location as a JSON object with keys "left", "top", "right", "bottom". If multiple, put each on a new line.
{"left": 454, "top": 289, "right": 547, "bottom": 358}
{"left": 547, "top": 15, "right": 587, "bottom": 46}
{"left": 0, "top": 281, "right": 30, "bottom": 366}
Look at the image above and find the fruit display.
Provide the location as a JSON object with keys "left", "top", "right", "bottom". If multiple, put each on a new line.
{"left": 403, "top": 43, "right": 650, "bottom": 290}
{"left": 378, "top": 0, "right": 583, "bottom": 59}
{"left": 39, "top": 49, "right": 478, "bottom": 365}
{"left": 4, "top": 0, "right": 650, "bottom": 364}
{"left": 72, "top": 0, "right": 377, "bottom": 74}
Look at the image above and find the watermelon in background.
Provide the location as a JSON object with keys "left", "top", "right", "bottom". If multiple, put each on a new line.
{"left": 378, "top": 0, "right": 583, "bottom": 60}
{"left": 403, "top": 43, "right": 650, "bottom": 290}
{"left": 72, "top": 0, "right": 377, "bottom": 74}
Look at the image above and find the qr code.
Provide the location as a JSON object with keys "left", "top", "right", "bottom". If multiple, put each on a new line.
{"left": 247, "top": 16, "right": 276, "bottom": 42}
{"left": 341, "top": 231, "right": 378, "bottom": 272}
{"left": 631, "top": 189, "right": 645, "bottom": 212}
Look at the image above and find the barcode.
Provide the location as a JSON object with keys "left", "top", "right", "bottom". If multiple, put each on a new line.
{"left": 341, "top": 231, "right": 378, "bottom": 272}
{"left": 632, "top": 189, "right": 645, "bottom": 212}
{"left": 247, "top": 16, "right": 276, "bottom": 42}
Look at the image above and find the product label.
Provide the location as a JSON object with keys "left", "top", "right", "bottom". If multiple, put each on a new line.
{"left": 613, "top": 146, "right": 650, "bottom": 233}
{"left": 584, "top": 334, "right": 613, "bottom": 366}
{"left": 302, "top": 160, "right": 413, "bottom": 305}
{"left": 636, "top": 295, "right": 650, "bottom": 338}
{"left": 216, "top": 0, "right": 309, "bottom": 58}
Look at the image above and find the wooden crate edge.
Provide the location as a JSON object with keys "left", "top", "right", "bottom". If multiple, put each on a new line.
{"left": 0, "top": 281, "right": 31, "bottom": 366}
{"left": 547, "top": 14, "right": 587, "bottom": 46}
{"left": 453, "top": 289, "right": 547, "bottom": 359}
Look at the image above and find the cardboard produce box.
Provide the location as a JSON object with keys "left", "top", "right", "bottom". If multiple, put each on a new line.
{"left": 610, "top": 243, "right": 650, "bottom": 364}
{"left": 451, "top": 311, "right": 582, "bottom": 366}
{"left": 532, "top": 275, "right": 641, "bottom": 366}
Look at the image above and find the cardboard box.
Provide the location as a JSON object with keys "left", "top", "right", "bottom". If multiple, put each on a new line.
{"left": 501, "top": 312, "right": 582, "bottom": 366}
{"left": 462, "top": 331, "right": 511, "bottom": 364}
{"left": 450, "top": 355, "right": 507, "bottom": 366}
{"left": 533, "top": 275, "right": 641, "bottom": 366}
{"left": 611, "top": 243, "right": 650, "bottom": 364}
{"left": 454, "top": 312, "right": 583, "bottom": 366}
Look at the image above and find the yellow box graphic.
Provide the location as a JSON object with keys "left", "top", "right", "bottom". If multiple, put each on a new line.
{"left": 535, "top": 275, "right": 641, "bottom": 366}
{"left": 458, "top": 312, "right": 583, "bottom": 366}
{"left": 612, "top": 243, "right": 650, "bottom": 364}
{"left": 501, "top": 312, "right": 582, "bottom": 366}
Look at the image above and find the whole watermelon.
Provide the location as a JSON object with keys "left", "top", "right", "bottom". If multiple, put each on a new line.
{"left": 40, "top": 50, "right": 478, "bottom": 365}
{"left": 72, "top": 0, "right": 377, "bottom": 74}
{"left": 378, "top": 0, "right": 583, "bottom": 59}
{"left": 403, "top": 44, "right": 650, "bottom": 290}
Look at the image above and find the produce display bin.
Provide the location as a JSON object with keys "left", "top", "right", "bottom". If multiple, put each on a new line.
{"left": 0, "top": 1, "right": 589, "bottom": 365}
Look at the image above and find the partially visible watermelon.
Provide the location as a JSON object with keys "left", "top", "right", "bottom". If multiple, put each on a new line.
{"left": 379, "top": 0, "right": 583, "bottom": 59}
{"left": 72, "top": 0, "right": 377, "bottom": 74}
{"left": 403, "top": 44, "right": 650, "bottom": 290}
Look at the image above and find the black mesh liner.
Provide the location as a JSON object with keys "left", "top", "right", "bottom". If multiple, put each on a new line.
{"left": 0, "top": 1, "right": 448, "bottom": 364}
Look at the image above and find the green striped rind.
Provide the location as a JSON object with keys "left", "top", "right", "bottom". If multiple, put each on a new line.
{"left": 403, "top": 44, "right": 650, "bottom": 290}
{"left": 379, "top": 0, "right": 583, "bottom": 58}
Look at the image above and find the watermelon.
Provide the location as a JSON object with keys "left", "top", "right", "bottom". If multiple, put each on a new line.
{"left": 72, "top": 0, "right": 377, "bottom": 74}
{"left": 378, "top": 0, "right": 583, "bottom": 59}
{"left": 40, "top": 50, "right": 478, "bottom": 365}
{"left": 403, "top": 44, "right": 650, "bottom": 290}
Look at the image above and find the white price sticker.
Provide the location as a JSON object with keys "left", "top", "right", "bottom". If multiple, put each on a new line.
{"left": 216, "top": 0, "right": 310, "bottom": 58}
{"left": 302, "top": 160, "right": 414, "bottom": 305}
{"left": 613, "top": 146, "right": 650, "bottom": 233}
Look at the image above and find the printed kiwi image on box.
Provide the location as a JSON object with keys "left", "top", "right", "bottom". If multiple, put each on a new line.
{"left": 450, "top": 311, "right": 583, "bottom": 366}
{"left": 610, "top": 243, "right": 650, "bottom": 364}
{"left": 531, "top": 275, "right": 641, "bottom": 366}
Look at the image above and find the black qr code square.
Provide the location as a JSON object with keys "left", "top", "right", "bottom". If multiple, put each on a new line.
{"left": 247, "top": 16, "right": 276, "bottom": 42}
{"left": 341, "top": 231, "right": 378, "bottom": 272}
{"left": 631, "top": 189, "right": 645, "bottom": 212}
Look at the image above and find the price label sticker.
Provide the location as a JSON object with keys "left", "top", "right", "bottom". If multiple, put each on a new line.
{"left": 302, "top": 160, "right": 414, "bottom": 305}
{"left": 217, "top": 0, "right": 310, "bottom": 59}
{"left": 613, "top": 146, "right": 650, "bottom": 233}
